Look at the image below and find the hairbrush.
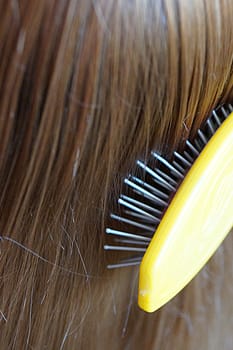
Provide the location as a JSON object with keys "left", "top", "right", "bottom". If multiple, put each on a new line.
{"left": 104, "top": 103, "right": 233, "bottom": 312}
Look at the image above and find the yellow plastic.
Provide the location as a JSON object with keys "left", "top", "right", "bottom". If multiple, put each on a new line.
{"left": 138, "top": 112, "right": 233, "bottom": 312}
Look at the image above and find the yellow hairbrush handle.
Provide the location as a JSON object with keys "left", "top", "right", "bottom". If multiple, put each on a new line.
{"left": 138, "top": 112, "right": 233, "bottom": 312}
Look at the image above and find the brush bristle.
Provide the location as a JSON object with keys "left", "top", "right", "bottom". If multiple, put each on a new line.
{"left": 104, "top": 104, "right": 233, "bottom": 268}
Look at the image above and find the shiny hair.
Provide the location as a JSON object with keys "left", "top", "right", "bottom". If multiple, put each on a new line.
{"left": 0, "top": 0, "right": 233, "bottom": 348}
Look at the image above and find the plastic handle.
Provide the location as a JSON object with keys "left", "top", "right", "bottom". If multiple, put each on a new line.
{"left": 138, "top": 112, "right": 233, "bottom": 312}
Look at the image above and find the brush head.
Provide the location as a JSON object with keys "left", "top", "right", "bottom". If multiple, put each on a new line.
{"left": 104, "top": 104, "right": 233, "bottom": 312}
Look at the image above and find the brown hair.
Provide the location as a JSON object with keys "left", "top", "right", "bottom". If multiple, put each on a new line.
{"left": 0, "top": 0, "right": 233, "bottom": 348}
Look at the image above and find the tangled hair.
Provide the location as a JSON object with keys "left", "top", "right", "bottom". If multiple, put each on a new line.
{"left": 0, "top": 0, "right": 233, "bottom": 348}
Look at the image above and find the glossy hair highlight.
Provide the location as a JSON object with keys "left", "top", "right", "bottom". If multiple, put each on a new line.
{"left": 0, "top": 0, "right": 233, "bottom": 349}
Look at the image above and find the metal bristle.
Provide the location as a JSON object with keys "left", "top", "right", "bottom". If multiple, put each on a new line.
{"left": 137, "top": 160, "right": 176, "bottom": 191}
{"left": 110, "top": 214, "right": 155, "bottom": 232}
{"left": 186, "top": 140, "right": 199, "bottom": 157}
{"left": 124, "top": 178, "right": 168, "bottom": 206}
{"left": 114, "top": 238, "right": 149, "bottom": 246}
{"left": 130, "top": 176, "right": 169, "bottom": 200}
{"left": 105, "top": 104, "right": 232, "bottom": 269}
{"left": 121, "top": 195, "right": 163, "bottom": 216}
{"left": 104, "top": 245, "right": 147, "bottom": 252}
{"left": 155, "top": 168, "right": 178, "bottom": 186}
{"left": 106, "top": 228, "right": 151, "bottom": 242}
{"left": 172, "top": 161, "right": 185, "bottom": 174}
{"left": 107, "top": 262, "right": 141, "bottom": 269}
{"left": 107, "top": 257, "right": 142, "bottom": 269}
{"left": 183, "top": 151, "right": 194, "bottom": 163}
{"left": 212, "top": 110, "right": 222, "bottom": 126}
{"left": 118, "top": 198, "right": 160, "bottom": 222}
{"left": 174, "top": 151, "right": 192, "bottom": 168}
{"left": 197, "top": 129, "right": 208, "bottom": 145}
{"left": 221, "top": 106, "right": 228, "bottom": 118}
{"left": 152, "top": 152, "right": 184, "bottom": 180}
{"left": 207, "top": 118, "right": 215, "bottom": 135}
{"left": 194, "top": 139, "right": 202, "bottom": 152}
{"left": 124, "top": 210, "right": 157, "bottom": 223}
